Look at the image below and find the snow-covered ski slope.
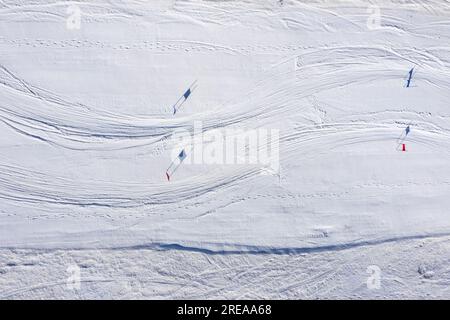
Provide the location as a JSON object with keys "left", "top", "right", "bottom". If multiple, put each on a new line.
{"left": 0, "top": 0, "right": 450, "bottom": 257}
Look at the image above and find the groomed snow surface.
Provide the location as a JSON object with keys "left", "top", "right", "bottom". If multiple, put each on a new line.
{"left": 1, "top": 0, "right": 450, "bottom": 299}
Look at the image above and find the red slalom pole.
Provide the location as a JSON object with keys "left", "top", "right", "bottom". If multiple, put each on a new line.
{"left": 402, "top": 144, "right": 406, "bottom": 152}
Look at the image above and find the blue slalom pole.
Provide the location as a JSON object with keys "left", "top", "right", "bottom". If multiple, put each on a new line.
{"left": 406, "top": 68, "right": 414, "bottom": 88}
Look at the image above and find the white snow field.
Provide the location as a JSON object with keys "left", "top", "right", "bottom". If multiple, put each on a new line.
{"left": 1, "top": 0, "right": 450, "bottom": 299}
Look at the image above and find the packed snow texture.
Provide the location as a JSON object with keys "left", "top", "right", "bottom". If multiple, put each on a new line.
{"left": 0, "top": 0, "right": 449, "bottom": 299}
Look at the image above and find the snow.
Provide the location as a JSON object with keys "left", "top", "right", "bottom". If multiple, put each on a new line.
{"left": 1, "top": 236, "right": 449, "bottom": 299}
{"left": 0, "top": 0, "right": 449, "bottom": 299}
